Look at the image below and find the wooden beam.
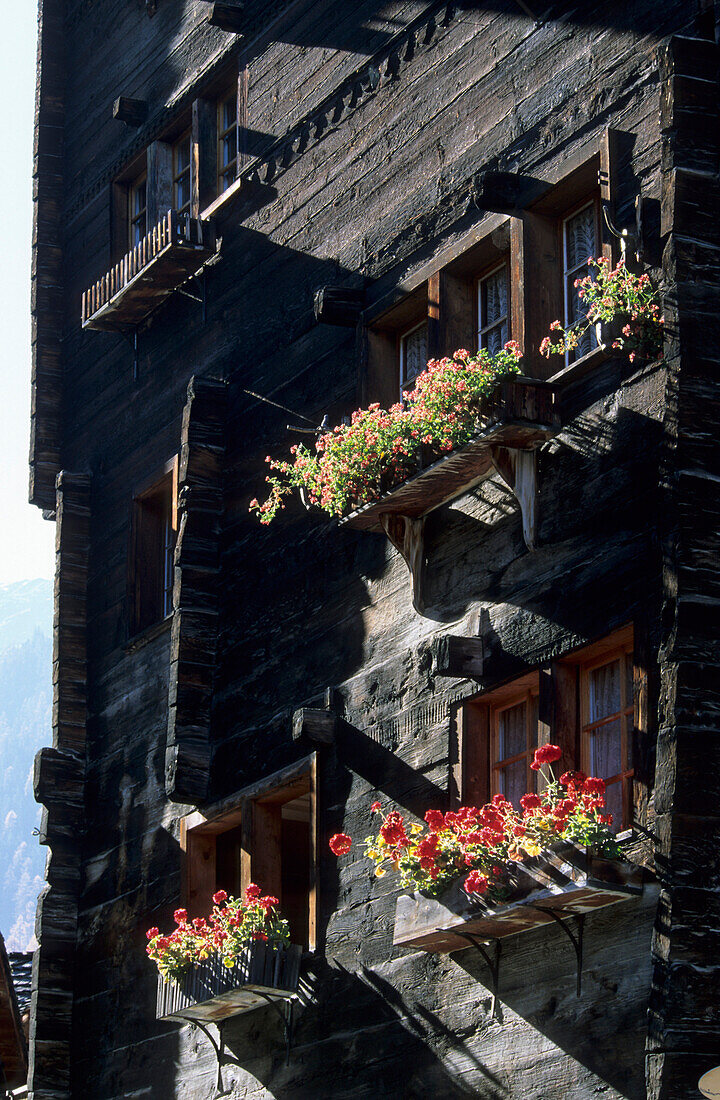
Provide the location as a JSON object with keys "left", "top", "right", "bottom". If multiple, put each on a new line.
{"left": 292, "top": 708, "right": 337, "bottom": 745}
{"left": 206, "top": 2, "right": 245, "bottom": 32}
{"left": 314, "top": 285, "right": 364, "bottom": 327}
{"left": 112, "top": 97, "right": 148, "bottom": 126}
{"left": 431, "top": 635, "right": 484, "bottom": 679}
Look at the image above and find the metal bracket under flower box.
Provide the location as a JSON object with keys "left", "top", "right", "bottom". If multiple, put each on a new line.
{"left": 393, "top": 842, "right": 643, "bottom": 1005}
{"left": 339, "top": 378, "right": 560, "bottom": 612}
{"left": 156, "top": 943, "right": 301, "bottom": 1092}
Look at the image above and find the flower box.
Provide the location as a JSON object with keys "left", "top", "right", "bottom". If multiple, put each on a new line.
{"left": 155, "top": 942, "right": 302, "bottom": 1023}
{"left": 393, "top": 841, "right": 643, "bottom": 954}
{"left": 340, "top": 376, "right": 560, "bottom": 533}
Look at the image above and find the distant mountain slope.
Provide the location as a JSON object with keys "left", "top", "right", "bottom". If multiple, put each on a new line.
{"left": 0, "top": 580, "right": 52, "bottom": 951}
{"left": 0, "top": 580, "right": 53, "bottom": 650}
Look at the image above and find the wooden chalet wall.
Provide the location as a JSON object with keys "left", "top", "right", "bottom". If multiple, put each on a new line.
{"left": 29, "top": 0, "right": 65, "bottom": 512}
{"left": 647, "top": 34, "right": 720, "bottom": 1100}
{"left": 28, "top": 1, "right": 719, "bottom": 1098}
{"left": 31, "top": 472, "right": 90, "bottom": 1097}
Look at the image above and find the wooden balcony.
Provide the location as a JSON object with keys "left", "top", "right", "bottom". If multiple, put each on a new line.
{"left": 340, "top": 377, "right": 560, "bottom": 534}
{"left": 81, "top": 211, "right": 218, "bottom": 332}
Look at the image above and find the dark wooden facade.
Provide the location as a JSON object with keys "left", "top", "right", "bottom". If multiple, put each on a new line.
{"left": 28, "top": 2, "right": 720, "bottom": 1097}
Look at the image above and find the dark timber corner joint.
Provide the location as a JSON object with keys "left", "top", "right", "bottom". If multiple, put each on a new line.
{"left": 206, "top": 2, "right": 245, "bottom": 33}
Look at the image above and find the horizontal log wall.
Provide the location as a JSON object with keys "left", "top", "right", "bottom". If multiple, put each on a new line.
{"left": 648, "top": 34, "right": 720, "bottom": 1100}
{"left": 30, "top": 473, "right": 90, "bottom": 1099}
{"left": 28, "top": 1, "right": 713, "bottom": 1097}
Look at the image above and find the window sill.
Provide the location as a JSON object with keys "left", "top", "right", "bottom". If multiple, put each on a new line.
{"left": 200, "top": 176, "right": 244, "bottom": 221}
{"left": 546, "top": 345, "right": 609, "bottom": 386}
{"left": 125, "top": 614, "right": 173, "bottom": 653}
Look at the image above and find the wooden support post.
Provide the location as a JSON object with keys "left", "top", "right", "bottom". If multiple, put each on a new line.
{"left": 207, "top": 2, "right": 245, "bottom": 32}
{"left": 192, "top": 98, "right": 217, "bottom": 216}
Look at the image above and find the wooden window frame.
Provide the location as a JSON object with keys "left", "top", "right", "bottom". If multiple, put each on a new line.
{"left": 129, "top": 456, "right": 178, "bottom": 638}
{"left": 217, "top": 87, "right": 239, "bottom": 195}
{"left": 476, "top": 257, "right": 511, "bottom": 354}
{"left": 172, "top": 130, "right": 192, "bottom": 216}
{"left": 579, "top": 640, "right": 635, "bottom": 831}
{"left": 561, "top": 195, "right": 602, "bottom": 366}
{"left": 181, "top": 755, "right": 318, "bottom": 951}
{"left": 490, "top": 686, "right": 539, "bottom": 800}
{"left": 457, "top": 671, "right": 541, "bottom": 808}
{"left": 128, "top": 172, "right": 148, "bottom": 251}
{"left": 399, "top": 318, "right": 429, "bottom": 396}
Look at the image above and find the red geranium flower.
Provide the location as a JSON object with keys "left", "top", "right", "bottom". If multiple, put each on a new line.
{"left": 212, "top": 889, "right": 228, "bottom": 905}
{"left": 583, "top": 776, "right": 606, "bottom": 796}
{"left": 531, "top": 744, "right": 562, "bottom": 770}
{"left": 520, "top": 793, "right": 542, "bottom": 811}
{"left": 329, "top": 833, "right": 353, "bottom": 856}
{"left": 173, "top": 909, "right": 188, "bottom": 925}
{"left": 380, "top": 812, "right": 408, "bottom": 848}
{"left": 424, "top": 809, "right": 445, "bottom": 832}
{"left": 146, "top": 927, "right": 159, "bottom": 940}
{"left": 370, "top": 801, "right": 382, "bottom": 813}
{"left": 464, "top": 870, "right": 489, "bottom": 894}
{"left": 245, "top": 883, "right": 261, "bottom": 901}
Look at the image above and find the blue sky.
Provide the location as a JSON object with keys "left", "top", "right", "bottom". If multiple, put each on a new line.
{"left": 1, "top": 5, "right": 55, "bottom": 584}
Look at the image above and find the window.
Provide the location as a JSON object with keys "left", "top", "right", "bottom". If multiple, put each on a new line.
{"left": 581, "top": 643, "right": 634, "bottom": 830}
{"left": 173, "top": 132, "right": 192, "bottom": 216}
{"left": 457, "top": 626, "right": 637, "bottom": 830}
{"left": 129, "top": 173, "right": 148, "bottom": 249}
{"left": 477, "top": 261, "right": 509, "bottom": 355}
{"left": 491, "top": 689, "right": 539, "bottom": 804}
{"left": 182, "top": 758, "right": 317, "bottom": 949}
{"left": 458, "top": 671, "right": 540, "bottom": 809}
{"left": 562, "top": 200, "right": 600, "bottom": 362}
{"left": 130, "top": 459, "right": 177, "bottom": 635}
{"left": 217, "top": 89, "right": 238, "bottom": 194}
{"left": 399, "top": 319, "right": 429, "bottom": 394}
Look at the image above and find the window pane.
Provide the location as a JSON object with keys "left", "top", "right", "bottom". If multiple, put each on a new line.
{"left": 221, "top": 130, "right": 237, "bottom": 173}
{"left": 175, "top": 175, "right": 190, "bottom": 212}
{"left": 565, "top": 205, "right": 596, "bottom": 271}
{"left": 482, "top": 267, "right": 508, "bottom": 328}
{"left": 589, "top": 717, "right": 622, "bottom": 779}
{"left": 498, "top": 757, "right": 526, "bottom": 807}
{"left": 588, "top": 660, "right": 621, "bottom": 722}
{"left": 222, "top": 95, "right": 237, "bottom": 132}
{"left": 400, "top": 322, "right": 428, "bottom": 388}
{"left": 603, "top": 780, "right": 623, "bottom": 830}
{"left": 483, "top": 321, "right": 508, "bottom": 357}
{"left": 498, "top": 701, "right": 526, "bottom": 759}
{"left": 175, "top": 138, "right": 190, "bottom": 174}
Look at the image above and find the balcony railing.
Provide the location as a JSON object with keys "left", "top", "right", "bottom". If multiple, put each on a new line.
{"left": 81, "top": 210, "right": 218, "bottom": 332}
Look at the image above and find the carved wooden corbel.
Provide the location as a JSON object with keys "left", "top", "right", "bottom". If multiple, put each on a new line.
{"left": 490, "top": 446, "right": 538, "bottom": 551}
{"left": 380, "top": 513, "right": 426, "bottom": 613}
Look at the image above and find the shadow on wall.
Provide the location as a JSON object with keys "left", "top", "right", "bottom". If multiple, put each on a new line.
{"left": 196, "top": 881, "right": 658, "bottom": 1100}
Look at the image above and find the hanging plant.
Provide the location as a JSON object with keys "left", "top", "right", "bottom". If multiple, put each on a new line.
{"left": 540, "top": 255, "right": 664, "bottom": 364}
{"left": 329, "top": 746, "right": 621, "bottom": 902}
{"left": 249, "top": 343, "right": 523, "bottom": 524}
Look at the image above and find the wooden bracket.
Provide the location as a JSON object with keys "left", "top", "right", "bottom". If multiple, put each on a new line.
{"left": 380, "top": 513, "right": 425, "bottom": 613}
{"left": 431, "top": 635, "right": 484, "bottom": 680}
{"left": 490, "top": 446, "right": 538, "bottom": 551}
